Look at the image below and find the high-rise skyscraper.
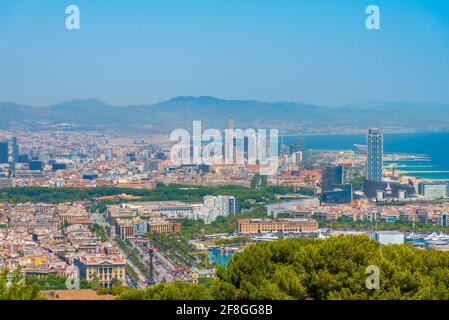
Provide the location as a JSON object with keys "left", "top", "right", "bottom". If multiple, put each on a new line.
{"left": 12, "top": 137, "right": 19, "bottom": 164}
{"left": 366, "top": 128, "right": 383, "bottom": 181}
{"left": 0, "top": 142, "right": 8, "bottom": 164}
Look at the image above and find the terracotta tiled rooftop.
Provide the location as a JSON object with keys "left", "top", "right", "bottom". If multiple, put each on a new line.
{"left": 42, "top": 289, "right": 115, "bottom": 300}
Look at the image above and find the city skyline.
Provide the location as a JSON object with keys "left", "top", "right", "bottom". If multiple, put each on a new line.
{"left": 2, "top": 0, "right": 449, "bottom": 304}
{"left": 1, "top": 126, "right": 449, "bottom": 301}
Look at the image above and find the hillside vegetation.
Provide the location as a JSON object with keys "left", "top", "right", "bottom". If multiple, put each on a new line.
{"left": 118, "top": 235, "right": 449, "bottom": 300}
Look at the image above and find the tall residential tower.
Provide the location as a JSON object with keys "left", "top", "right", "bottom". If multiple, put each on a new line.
{"left": 366, "top": 128, "right": 383, "bottom": 181}
{"left": 12, "top": 137, "right": 19, "bottom": 164}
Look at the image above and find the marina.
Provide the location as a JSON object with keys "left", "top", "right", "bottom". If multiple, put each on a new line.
{"left": 405, "top": 232, "right": 449, "bottom": 250}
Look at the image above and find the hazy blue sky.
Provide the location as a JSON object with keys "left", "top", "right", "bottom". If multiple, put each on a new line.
{"left": 0, "top": 0, "right": 448, "bottom": 106}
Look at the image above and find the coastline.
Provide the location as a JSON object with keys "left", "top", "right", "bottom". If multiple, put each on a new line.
{"left": 281, "top": 130, "right": 449, "bottom": 137}
{"left": 284, "top": 132, "right": 449, "bottom": 182}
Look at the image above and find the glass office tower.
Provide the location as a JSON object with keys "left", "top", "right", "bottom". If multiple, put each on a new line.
{"left": 366, "top": 128, "right": 383, "bottom": 181}
{"left": 0, "top": 142, "right": 8, "bottom": 164}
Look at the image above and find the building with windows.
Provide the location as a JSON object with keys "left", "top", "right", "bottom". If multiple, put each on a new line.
{"left": 322, "top": 165, "right": 344, "bottom": 192}
{"left": 116, "top": 217, "right": 181, "bottom": 238}
{"left": 203, "top": 195, "right": 239, "bottom": 216}
{"left": 371, "top": 231, "right": 404, "bottom": 245}
{"left": 366, "top": 128, "right": 383, "bottom": 181}
{"left": 363, "top": 179, "right": 415, "bottom": 200}
{"left": 74, "top": 254, "right": 126, "bottom": 288}
{"left": 147, "top": 220, "right": 181, "bottom": 234}
{"left": 0, "top": 142, "right": 8, "bottom": 164}
{"left": 441, "top": 212, "right": 448, "bottom": 227}
{"left": 115, "top": 218, "right": 135, "bottom": 238}
{"left": 29, "top": 160, "right": 44, "bottom": 171}
{"left": 12, "top": 137, "right": 19, "bottom": 164}
{"left": 18, "top": 154, "right": 29, "bottom": 163}
{"left": 418, "top": 182, "right": 448, "bottom": 199}
{"left": 321, "top": 184, "right": 353, "bottom": 204}
{"left": 237, "top": 218, "right": 318, "bottom": 234}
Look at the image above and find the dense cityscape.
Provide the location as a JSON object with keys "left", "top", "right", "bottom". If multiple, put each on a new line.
{"left": 1, "top": 1, "right": 449, "bottom": 309}
{"left": 1, "top": 123, "right": 449, "bottom": 300}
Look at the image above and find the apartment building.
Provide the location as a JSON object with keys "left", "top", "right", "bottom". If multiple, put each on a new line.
{"left": 237, "top": 218, "right": 319, "bottom": 234}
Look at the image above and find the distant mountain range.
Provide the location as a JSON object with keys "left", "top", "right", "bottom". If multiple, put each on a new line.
{"left": 1, "top": 96, "right": 449, "bottom": 134}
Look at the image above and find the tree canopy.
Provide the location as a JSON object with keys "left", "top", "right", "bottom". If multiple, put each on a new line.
{"left": 5, "top": 235, "right": 449, "bottom": 300}
{"left": 0, "top": 184, "right": 307, "bottom": 207}
{"left": 118, "top": 235, "right": 449, "bottom": 300}
{"left": 0, "top": 269, "right": 42, "bottom": 300}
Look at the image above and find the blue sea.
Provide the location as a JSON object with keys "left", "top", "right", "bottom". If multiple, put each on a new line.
{"left": 283, "top": 132, "right": 449, "bottom": 181}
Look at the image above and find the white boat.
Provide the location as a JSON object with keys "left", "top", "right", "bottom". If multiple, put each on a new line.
{"left": 252, "top": 233, "right": 279, "bottom": 242}
{"left": 318, "top": 232, "right": 329, "bottom": 239}
{"left": 406, "top": 232, "right": 420, "bottom": 241}
{"left": 424, "top": 232, "right": 439, "bottom": 241}
{"left": 436, "top": 232, "right": 449, "bottom": 241}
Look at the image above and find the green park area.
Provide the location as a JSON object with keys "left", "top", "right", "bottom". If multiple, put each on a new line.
{"left": 0, "top": 183, "right": 312, "bottom": 209}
